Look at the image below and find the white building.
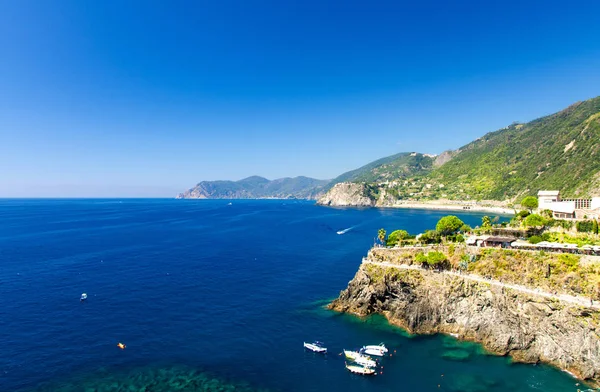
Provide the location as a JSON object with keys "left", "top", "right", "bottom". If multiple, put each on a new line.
{"left": 537, "top": 190, "right": 600, "bottom": 220}
{"left": 537, "top": 190, "right": 560, "bottom": 210}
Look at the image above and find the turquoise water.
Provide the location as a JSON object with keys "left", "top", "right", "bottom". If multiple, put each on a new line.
{"left": 0, "top": 199, "right": 589, "bottom": 391}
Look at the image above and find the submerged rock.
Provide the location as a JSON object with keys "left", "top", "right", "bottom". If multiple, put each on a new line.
{"left": 30, "top": 365, "right": 269, "bottom": 392}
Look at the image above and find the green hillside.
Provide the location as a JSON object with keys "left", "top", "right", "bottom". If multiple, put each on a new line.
{"left": 329, "top": 152, "right": 434, "bottom": 185}
{"left": 427, "top": 96, "right": 600, "bottom": 201}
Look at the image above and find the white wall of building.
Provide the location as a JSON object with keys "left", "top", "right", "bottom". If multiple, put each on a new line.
{"left": 592, "top": 197, "right": 600, "bottom": 211}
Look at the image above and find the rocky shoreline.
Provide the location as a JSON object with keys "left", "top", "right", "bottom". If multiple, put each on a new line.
{"left": 317, "top": 182, "right": 514, "bottom": 214}
{"left": 329, "top": 248, "right": 600, "bottom": 387}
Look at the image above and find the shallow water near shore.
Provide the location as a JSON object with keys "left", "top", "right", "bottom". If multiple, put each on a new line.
{"left": 0, "top": 199, "right": 590, "bottom": 391}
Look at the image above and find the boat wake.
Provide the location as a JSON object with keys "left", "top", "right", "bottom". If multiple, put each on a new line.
{"left": 337, "top": 226, "right": 355, "bottom": 235}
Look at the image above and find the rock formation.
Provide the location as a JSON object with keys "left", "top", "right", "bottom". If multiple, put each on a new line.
{"left": 316, "top": 182, "right": 376, "bottom": 207}
{"left": 329, "top": 251, "right": 600, "bottom": 386}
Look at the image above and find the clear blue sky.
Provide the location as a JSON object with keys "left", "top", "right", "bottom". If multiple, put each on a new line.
{"left": 1, "top": 1, "right": 600, "bottom": 197}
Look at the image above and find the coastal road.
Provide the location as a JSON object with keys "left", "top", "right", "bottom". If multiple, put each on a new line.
{"left": 362, "top": 259, "right": 600, "bottom": 310}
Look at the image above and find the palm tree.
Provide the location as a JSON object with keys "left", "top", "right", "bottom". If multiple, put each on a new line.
{"left": 377, "top": 228, "right": 386, "bottom": 246}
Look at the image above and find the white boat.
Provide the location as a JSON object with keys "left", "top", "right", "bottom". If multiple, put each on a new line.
{"left": 362, "top": 343, "right": 388, "bottom": 356}
{"left": 304, "top": 341, "right": 327, "bottom": 353}
{"left": 343, "top": 350, "right": 376, "bottom": 368}
{"left": 345, "top": 363, "right": 376, "bottom": 375}
{"left": 80, "top": 293, "right": 87, "bottom": 301}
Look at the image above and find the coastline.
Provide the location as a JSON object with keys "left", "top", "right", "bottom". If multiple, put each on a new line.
{"left": 387, "top": 202, "right": 515, "bottom": 215}
{"left": 329, "top": 247, "right": 600, "bottom": 387}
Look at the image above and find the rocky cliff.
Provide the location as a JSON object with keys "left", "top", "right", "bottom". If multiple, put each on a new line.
{"left": 316, "top": 182, "right": 376, "bottom": 207}
{"left": 329, "top": 251, "right": 600, "bottom": 386}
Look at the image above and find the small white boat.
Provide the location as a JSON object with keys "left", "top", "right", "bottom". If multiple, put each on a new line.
{"left": 345, "top": 363, "right": 376, "bottom": 375}
{"left": 343, "top": 350, "right": 376, "bottom": 368}
{"left": 304, "top": 341, "right": 327, "bottom": 353}
{"left": 80, "top": 293, "right": 87, "bottom": 301}
{"left": 362, "top": 343, "right": 388, "bottom": 356}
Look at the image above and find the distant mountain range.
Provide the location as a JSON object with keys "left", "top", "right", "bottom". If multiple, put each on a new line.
{"left": 178, "top": 96, "right": 600, "bottom": 203}
{"left": 176, "top": 176, "right": 329, "bottom": 199}
{"left": 176, "top": 152, "right": 436, "bottom": 200}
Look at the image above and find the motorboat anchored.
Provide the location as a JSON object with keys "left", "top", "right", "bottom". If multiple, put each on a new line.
{"left": 362, "top": 343, "right": 388, "bottom": 356}
{"left": 80, "top": 293, "right": 87, "bottom": 302}
{"left": 343, "top": 350, "right": 376, "bottom": 368}
{"left": 343, "top": 349, "right": 371, "bottom": 361}
{"left": 304, "top": 341, "right": 327, "bottom": 353}
{"left": 345, "top": 363, "right": 376, "bottom": 375}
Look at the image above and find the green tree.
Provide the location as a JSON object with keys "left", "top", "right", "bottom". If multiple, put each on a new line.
{"left": 460, "top": 224, "right": 472, "bottom": 233}
{"left": 387, "top": 229, "right": 409, "bottom": 247}
{"left": 523, "top": 213, "right": 546, "bottom": 227}
{"left": 419, "top": 230, "right": 441, "bottom": 244}
{"left": 481, "top": 216, "right": 492, "bottom": 228}
{"left": 436, "top": 215, "right": 465, "bottom": 236}
{"left": 377, "top": 228, "right": 387, "bottom": 245}
{"left": 593, "top": 220, "right": 599, "bottom": 234}
{"left": 521, "top": 196, "right": 539, "bottom": 212}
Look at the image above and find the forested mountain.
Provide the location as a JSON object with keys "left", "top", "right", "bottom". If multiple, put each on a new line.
{"left": 427, "top": 96, "right": 600, "bottom": 200}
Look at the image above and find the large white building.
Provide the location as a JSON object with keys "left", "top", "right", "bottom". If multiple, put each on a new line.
{"left": 537, "top": 190, "right": 600, "bottom": 220}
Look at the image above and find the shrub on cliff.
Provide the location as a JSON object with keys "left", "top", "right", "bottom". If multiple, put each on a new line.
{"left": 426, "top": 251, "right": 447, "bottom": 267}
{"left": 415, "top": 252, "right": 427, "bottom": 265}
{"left": 576, "top": 220, "right": 596, "bottom": 233}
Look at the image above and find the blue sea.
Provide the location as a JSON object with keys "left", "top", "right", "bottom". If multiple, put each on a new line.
{"left": 0, "top": 199, "right": 588, "bottom": 391}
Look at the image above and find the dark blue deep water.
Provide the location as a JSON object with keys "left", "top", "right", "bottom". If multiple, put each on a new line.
{"left": 0, "top": 199, "right": 589, "bottom": 391}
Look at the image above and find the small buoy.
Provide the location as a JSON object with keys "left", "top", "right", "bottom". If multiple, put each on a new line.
{"left": 117, "top": 343, "right": 126, "bottom": 350}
